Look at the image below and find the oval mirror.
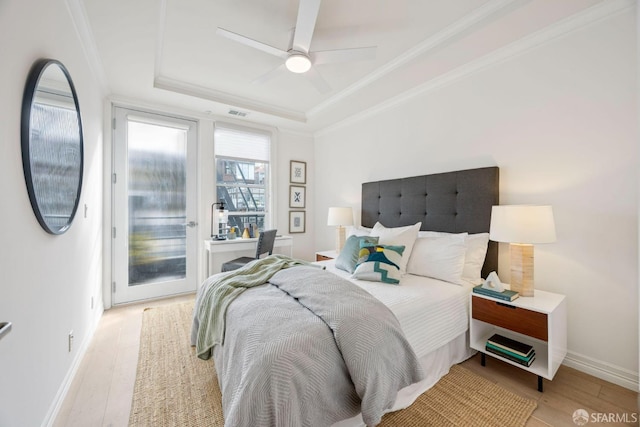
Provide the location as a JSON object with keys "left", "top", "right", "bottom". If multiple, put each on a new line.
{"left": 21, "top": 59, "right": 83, "bottom": 235}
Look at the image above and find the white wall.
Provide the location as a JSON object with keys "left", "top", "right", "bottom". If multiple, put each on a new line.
{"left": 0, "top": 0, "right": 105, "bottom": 425}
{"left": 314, "top": 9, "right": 638, "bottom": 388}
{"left": 277, "top": 129, "right": 316, "bottom": 261}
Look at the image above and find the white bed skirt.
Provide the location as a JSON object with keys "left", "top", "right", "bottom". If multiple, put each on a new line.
{"left": 332, "top": 332, "right": 476, "bottom": 427}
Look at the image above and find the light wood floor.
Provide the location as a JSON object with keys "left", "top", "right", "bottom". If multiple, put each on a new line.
{"left": 54, "top": 294, "right": 639, "bottom": 427}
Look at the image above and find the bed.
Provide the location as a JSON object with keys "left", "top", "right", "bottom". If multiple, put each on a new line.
{"left": 192, "top": 166, "right": 499, "bottom": 427}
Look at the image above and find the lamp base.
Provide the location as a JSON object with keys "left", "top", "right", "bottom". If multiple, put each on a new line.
{"left": 335, "top": 226, "right": 346, "bottom": 254}
{"left": 509, "top": 243, "right": 534, "bottom": 297}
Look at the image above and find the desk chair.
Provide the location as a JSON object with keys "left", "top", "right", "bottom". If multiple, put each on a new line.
{"left": 221, "top": 229, "right": 278, "bottom": 272}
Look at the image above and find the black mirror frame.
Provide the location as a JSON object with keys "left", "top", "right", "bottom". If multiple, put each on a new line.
{"left": 21, "top": 59, "right": 84, "bottom": 235}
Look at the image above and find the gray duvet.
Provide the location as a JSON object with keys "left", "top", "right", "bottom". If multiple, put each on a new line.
{"left": 191, "top": 265, "right": 424, "bottom": 427}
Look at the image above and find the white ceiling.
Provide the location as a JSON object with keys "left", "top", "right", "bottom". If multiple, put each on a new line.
{"left": 81, "top": 0, "right": 605, "bottom": 132}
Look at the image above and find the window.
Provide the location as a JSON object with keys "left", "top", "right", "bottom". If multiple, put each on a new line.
{"left": 214, "top": 124, "right": 271, "bottom": 232}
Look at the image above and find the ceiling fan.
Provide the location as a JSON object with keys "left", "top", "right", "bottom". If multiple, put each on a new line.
{"left": 216, "top": 0, "right": 377, "bottom": 93}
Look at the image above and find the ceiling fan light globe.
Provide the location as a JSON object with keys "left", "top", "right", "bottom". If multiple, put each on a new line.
{"left": 285, "top": 54, "right": 311, "bottom": 73}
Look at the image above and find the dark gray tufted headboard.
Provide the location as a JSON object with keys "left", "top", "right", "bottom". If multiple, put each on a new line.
{"left": 361, "top": 167, "right": 499, "bottom": 278}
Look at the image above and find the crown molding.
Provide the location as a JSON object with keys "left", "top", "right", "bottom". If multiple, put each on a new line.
{"left": 155, "top": 0, "right": 168, "bottom": 81}
{"left": 153, "top": 75, "right": 307, "bottom": 123}
{"left": 277, "top": 127, "right": 315, "bottom": 139}
{"left": 315, "top": 0, "right": 634, "bottom": 137}
{"left": 64, "top": 0, "right": 109, "bottom": 95}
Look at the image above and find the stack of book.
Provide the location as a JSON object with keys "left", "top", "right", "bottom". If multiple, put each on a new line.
{"left": 486, "top": 334, "right": 535, "bottom": 367}
{"left": 473, "top": 285, "right": 519, "bottom": 301}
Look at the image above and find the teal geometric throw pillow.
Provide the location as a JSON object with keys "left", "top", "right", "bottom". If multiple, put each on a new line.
{"left": 352, "top": 243, "right": 405, "bottom": 284}
{"left": 335, "top": 235, "right": 380, "bottom": 273}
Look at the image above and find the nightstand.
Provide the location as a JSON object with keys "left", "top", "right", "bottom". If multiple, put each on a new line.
{"left": 315, "top": 250, "right": 339, "bottom": 261}
{"left": 469, "top": 289, "right": 567, "bottom": 392}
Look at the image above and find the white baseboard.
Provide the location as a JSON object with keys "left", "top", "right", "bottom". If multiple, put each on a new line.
{"left": 41, "top": 304, "right": 104, "bottom": 427}
{"left": 564, "top": 351, "right": 639, "bottom": 392}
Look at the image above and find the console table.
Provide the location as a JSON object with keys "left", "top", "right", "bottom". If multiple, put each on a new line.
{"left": 203, "top": 235, "right": 294, "bottom": 278}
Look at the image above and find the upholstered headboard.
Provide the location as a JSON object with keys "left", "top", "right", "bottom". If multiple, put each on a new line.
{"left": 361, "top": 167, "right": 499, "bottom": 278}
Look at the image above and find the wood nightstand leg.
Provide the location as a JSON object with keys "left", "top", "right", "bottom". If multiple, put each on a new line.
{"left": 481, "top": 353, "right": 486, "bottom": 366}
{"left": 537, "top": 375, "right": 543, "bottom": 392}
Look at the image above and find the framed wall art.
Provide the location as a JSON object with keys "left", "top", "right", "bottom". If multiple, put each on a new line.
{"left": 289, "top": 185, "right": 306, "bottom": 208}
{"left": 289, "top": 211, "right": 306, "bottom": 233}
{"left": 290, "top": 160, "right": 306, "bottom": 184}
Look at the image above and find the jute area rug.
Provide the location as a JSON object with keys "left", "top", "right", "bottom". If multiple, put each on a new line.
{"left": 129, "top": 301, "right": 536, "bottom": 427}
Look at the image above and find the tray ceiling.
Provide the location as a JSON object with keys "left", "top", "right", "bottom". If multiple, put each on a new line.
{"left": 81, "top": 0, "right": 608, "bottom": 131}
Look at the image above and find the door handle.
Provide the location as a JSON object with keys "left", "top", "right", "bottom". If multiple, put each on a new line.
{"left": 182, "top": 221, "right": 197, "bottom": 228}
{"left": 0, "top": 322, "right": 12, "bottom": 341}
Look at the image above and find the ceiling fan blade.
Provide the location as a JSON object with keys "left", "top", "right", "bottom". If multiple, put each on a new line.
{"left": 305, "top": 66, "right": 330, "bottom": 93}
{"left": 311, "top": 46, "right": 377, "bottom": 65}
{"left": 217, "top": 28, "right": 289, "bottom": 59}
{"left": 252, "top": 64, "right": 287, "bottom": 85}
{"left": 292, "top": 0, "right": 321, "bottom": 53}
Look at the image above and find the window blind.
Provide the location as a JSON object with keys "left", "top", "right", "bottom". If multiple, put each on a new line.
{"left": 214, "top": 125, "right": 270, "bottom": 161}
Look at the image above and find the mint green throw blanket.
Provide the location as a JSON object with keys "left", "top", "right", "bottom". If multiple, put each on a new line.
{"left": 194, "top": 254, "right": 316, "bottom": 360}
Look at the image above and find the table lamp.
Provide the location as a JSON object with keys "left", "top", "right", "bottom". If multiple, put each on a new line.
{"left": 489, "top": 205, "right": 556, "bottom": 297}
{"left": 210, "top": 200, "right": 228, "bottom": 240}
{"left": 327, "top": 207, "right": 353, "bottom": 253}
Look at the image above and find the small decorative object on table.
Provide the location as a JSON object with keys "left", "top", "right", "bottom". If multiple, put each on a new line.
{"left": 473, "top": 285, "right": 519, "bottom": 301}
{"left": 483, "top": 271, "right": 504, "bottom": 292}
{"left": 472, "top": 271, "right": 519, "bottom": 301}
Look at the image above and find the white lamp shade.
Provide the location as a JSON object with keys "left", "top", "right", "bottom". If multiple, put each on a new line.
{"left": 327, "top": 207, "right": 354, "bottom": 226}
{"left": 489, "top": 205, "right": 556, "bottom": 244}
{"left": 217, "top": 209, "right": 228, "bottom": 224}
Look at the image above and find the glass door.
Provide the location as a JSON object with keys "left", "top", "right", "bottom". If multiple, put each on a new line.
{"left": 112, "top": 107, "right": 198, "bottom": 304}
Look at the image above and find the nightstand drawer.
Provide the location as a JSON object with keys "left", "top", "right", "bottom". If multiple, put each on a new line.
{"left": 472, "top": 296, "right": 548, "bottom": 341}
{"left": 315, "top": 251, "right": 338, "bottom": 262}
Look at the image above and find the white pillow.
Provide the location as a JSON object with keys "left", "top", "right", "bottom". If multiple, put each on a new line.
{"left": 406, "top": 234, "right": 467, "bottom": 285}
{"left": 347, "top": 225, "right": 372, "bottom": 237}
{"left": 461, "top": 233, "right": 490, "bottom": 285}
{"left": 369, "top": 222, "right": 421, "bottom": 274}
{"left": 418, "top": 230, "right": 463, "bottom": 238}
{"left": 416, "top": 230, "right": 490, "bottom": 285}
